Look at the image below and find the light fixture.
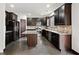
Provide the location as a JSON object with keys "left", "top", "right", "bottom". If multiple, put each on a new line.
{"left": 10, "top": 4, "right": 14, "bottom": 8}
{"left": 46, "top": 4, "right": 50, "bottom": 8}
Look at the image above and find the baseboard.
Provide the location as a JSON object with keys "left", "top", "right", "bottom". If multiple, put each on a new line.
{"left": 70, "top": 49, "right": 79, "bottom": 55}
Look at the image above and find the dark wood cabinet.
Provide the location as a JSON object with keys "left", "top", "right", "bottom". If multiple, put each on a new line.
{"left": 6, "top": 11, "right": 10, "bottom": 26}
{"left": 27, "top": 17, "right": 47, "bottom": 26}
{"left": 42, "top": 29, "right": 71, "bottom": 51}
{"left": 51, "top": 32, "right": 60, "bottom": 50}
{"left": 54, "top": 3, "right": 71, "bottom": 25}
{"left": 64, "top": 3, "right": 71, "bottom": 25}
{"left": 27, "top": 34, "right": 37, "bottom": 47}
{"left": 42, "top": 30, "right": 46, "bottom": 38}
{"left": 42, "top": 30, "right": 49, "bottom": 39}
{"left": 27, "top": 18, "right": 38, "bottom": 26}
{"left": 5, "top": 11, "right": 19, "bottom": 46}
{"left": 54, "top": 9, "right": 59, "bottom": 25}
{"left": 40, "top": 17, "right": 47, "bottom": 26}
{"left": 64, "top": 35, "right": 71, "bottom": 50}
{"left": 42, "top": 30, "right": 60, "bottom": 50}
{"left": 6, "top": 31, "right": 14, "bottom": 46}
{"left": 6, "top": 11, "right": 17, "bottom": 31}
{"left": 58, "top": 5, "right": 65, "bottom": 25}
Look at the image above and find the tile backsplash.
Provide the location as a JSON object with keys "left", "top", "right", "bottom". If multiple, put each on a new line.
{"left": 57, "top": 26, "right": 72, "bottom": 32}
{"left": 48, "top": 25, "right": 72, "bottom": 33}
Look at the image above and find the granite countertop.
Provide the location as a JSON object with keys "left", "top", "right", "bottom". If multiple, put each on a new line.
{"left": 42, "top": 28, "right": 71, "bottom": 35}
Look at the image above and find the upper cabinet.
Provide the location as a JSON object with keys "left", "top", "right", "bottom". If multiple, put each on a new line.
{"left": 5, "top": 11, "right": 17, "bottom": 26}
{"left": 27, "top": 18, "right": 38, "bottom": 26}
{"left": 40, "top": 17, "right": 47, "bottom": 26}
{"left": 54, "top": 3, "right": 71, "bottom": 25}
{"left": 27, "top": 17, "right": 47, "bottom": 26}
{"left": 54, "top": 9, "right": 59, "bottom": 25}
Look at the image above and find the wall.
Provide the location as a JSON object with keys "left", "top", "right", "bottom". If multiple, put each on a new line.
{"left": 72, "top": 3, "right": 79, "bottom": 53}
{"left": 0, "top": 3, "right": 5, "bottom": 52}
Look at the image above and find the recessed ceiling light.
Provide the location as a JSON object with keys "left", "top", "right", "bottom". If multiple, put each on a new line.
{"left": 46, "top": 4, "right": 50, "bottom": 8}
{"left": 10, "top": 4, "right": 14, "bottom": 8}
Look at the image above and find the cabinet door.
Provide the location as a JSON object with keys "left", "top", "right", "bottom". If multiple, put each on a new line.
{"left": 48, "top": 32, "right": 52, "bottom": 41}
{"left": 54, "top": 9, "right": 59, "bottom": 25}
{"left": 42, "top": 30, "right": 46, "bottom": 37}
{"left": 51, "top": 33, "right": 60, "bottom": 50}
{"left": 6, "top": 32, "right": 13, "bottom": 46}
{"left": 65, "top": 3, "right": 71, "bottom": 25}
{"left": 6, "top": 12, "right": 9, "bottom": 26}
{"left": 59, "top": 5, "right": 65, "bottom": 25}
{"left": 41, "top": 18, "right": 47, "bottom": 26}
{"left": 54, "top": 3, "right": 71, "bottom": 25}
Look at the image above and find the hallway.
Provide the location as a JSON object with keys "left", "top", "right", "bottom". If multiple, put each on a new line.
{"left": 3, "top": 32, "right": 73, "bottom": 55}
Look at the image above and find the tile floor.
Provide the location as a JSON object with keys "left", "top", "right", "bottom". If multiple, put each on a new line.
{"left": 1, "top": 32, "right": 74, "bottom": 55}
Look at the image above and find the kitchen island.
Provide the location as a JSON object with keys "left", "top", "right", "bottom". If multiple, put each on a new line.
{"left": 22, "top": 30, "right": 37, "bottom": 47}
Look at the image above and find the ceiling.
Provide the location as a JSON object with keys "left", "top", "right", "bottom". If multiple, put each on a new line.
{"left": 5, "top": 3, "right": 63, "bottom": 17}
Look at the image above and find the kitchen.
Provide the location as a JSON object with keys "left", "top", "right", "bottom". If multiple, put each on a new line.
{"left": 0, "top": 3, "right": 79, "bottom": 55}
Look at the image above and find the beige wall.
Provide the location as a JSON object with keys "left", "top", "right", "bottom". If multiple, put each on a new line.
{"left": 0, "top": 3, "right": 5, "bottom": 52}
{"left": 72, "top": 3, "right": 79, "bottom": 53}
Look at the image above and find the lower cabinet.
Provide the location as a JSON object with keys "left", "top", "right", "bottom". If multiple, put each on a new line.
{"left": 51, "top": 32, "right": 60, "bottom": 50}
{"left": 27, "top": 34, "right": 37, "bottom": 47}
{"left": 42, "top": 30, "right": 46, "bottom": 37}
{"left": 6, "top": 32, "right": 14, "bottom": 46}
{"left": 42, "top": 30, "right": 60, "bottom": 50}
{"left": 6, "top": 31, "right": 19, "bottom": 46}
{"left": 64, "top": 35, "right": 71, "bottom": 50}
{"left": 42, "top": 29, "right": 71, "bottom": 51}
{"left": 42, "top": 30, "right": 49, "bottom": 39}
